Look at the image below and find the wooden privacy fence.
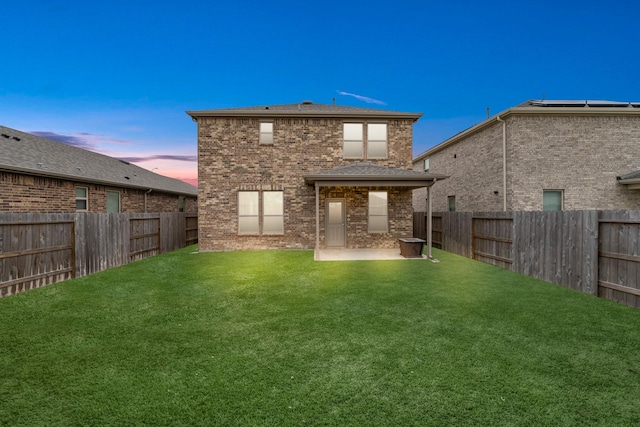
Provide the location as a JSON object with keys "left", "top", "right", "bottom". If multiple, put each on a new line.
{"left": 1, "top": 212, "right": 198, "bottom": 297}
{"left": 414, "top": 210, "right": 639, "bottom": 309}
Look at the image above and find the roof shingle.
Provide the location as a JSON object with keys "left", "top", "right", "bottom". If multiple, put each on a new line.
{"left": 304, "top": 162, "right": 448, "bottom": 184}
{"left": 0, "top": 125, "right": 197, "bottom": 196}
{"left": 187, "top": 101, "right": 422, "bottom": 120}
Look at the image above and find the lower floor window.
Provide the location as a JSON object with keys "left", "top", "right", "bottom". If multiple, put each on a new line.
{"left": 106, "top": 190, "right": 120, "bottom": 213}
{"left": 238, "top": 190, "right": 284, "bottom": 235}
{"left": 368, "top": 191, "right": 388, "bottom": 233}
{"left": 76, "top": 186, "right": 88, "bottom": 211}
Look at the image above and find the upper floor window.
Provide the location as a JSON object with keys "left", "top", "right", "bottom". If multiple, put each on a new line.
{"left": 424, "top": 158, "right": 430, "bottom": 172}
{"left": 367, "top": 123, "right": 387, "bottom": 158}
{"left": 76, "top": 186, "right": 88, "bottom": 211}
{"left": 343, "top": 123, "right": 387, "bottom": 160}
{"left": 260, "top": 122, "right": 274, "bottom": 144}
{"left": 343, "top": 123, "right": 364, "bottom": 159}
{"left": 106, "top": 190, "right": 120, "bottom": 213}
{"left": 448, "top": 195, "right": 456, "bottom": 212}
{"left": 543, "top": 190, "right": 563, "bottom": 211}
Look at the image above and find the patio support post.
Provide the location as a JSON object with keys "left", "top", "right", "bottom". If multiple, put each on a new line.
{"left": 427, "top": 183, "right": 433, "bottom": 259}
{"left": 315, "top": 182, "right": 320, "bottom": 260}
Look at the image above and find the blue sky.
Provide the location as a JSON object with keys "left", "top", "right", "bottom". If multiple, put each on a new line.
{"left": 2, "top": 0, "right": 639, "bottom": 185}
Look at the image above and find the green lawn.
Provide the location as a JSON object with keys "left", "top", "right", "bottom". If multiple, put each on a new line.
{"left": 1, "top": 246, "right": 640, "bottom": 426}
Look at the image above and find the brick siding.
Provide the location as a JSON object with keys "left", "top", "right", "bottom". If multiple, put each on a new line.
{"left": 0, "top": 171, "right": 197, "bottom": 213}
{"left": 197, "top": 117, "right": 415, "bottom": 251}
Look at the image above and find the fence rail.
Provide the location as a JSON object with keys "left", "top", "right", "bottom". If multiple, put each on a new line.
{"left": 1, "top": 212, "right": 198, "bottom": 297}
{"left": 414, "top": 210, "right": 639, "bottom": 309}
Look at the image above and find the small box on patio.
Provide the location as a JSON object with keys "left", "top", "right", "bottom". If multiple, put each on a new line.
{"left": 398, "top": 238, "right": 426, "bottom": 258}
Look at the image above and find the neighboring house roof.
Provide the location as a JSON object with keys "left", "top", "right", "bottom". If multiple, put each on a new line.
{"left": 187, "top": 100, "right": 423, "bottom": 121}
{"left": 304, "top": 162, "right": 448, "bottom": 187}
{"left": 0, "top": 125, "right": 197, "bottom": 196}
{"left": 413, "top": 99, "right": 640, "bottom": 162}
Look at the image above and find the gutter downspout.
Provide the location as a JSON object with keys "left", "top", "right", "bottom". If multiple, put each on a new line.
{"left": 426, "top": 180, "right": 434, "bottom": 259}
{"left": 496, "top": 115, "right": 507, "bottom": 211}
{"left": 315, "top": 182, "right": 320, "bottom": 260}
{"left": 144, "top": 189, "right": 152, "bottom": 213}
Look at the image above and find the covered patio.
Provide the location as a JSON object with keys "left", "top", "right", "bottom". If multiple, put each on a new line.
{"left": 303, "top": 162, "right": 447, "bottom": 261}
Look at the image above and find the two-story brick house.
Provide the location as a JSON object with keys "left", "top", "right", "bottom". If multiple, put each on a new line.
{"left": 0, "top": 125, "right": 197, "bottom": 213}
{"left": 188, "top": 101, "right": 445, "bottom": 255}
{"left": 413, "top": 100, "right": 640, "bottom": 212}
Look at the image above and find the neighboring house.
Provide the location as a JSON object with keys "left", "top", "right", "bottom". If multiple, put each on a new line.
{"left": 0, "top": 125, "right": 198, "bottom": 213}
{"left": 187, "top": 101, "right": 446, "bottom": 253}
{"left": 413, "top": 100, "right": 640, "bottom": 212}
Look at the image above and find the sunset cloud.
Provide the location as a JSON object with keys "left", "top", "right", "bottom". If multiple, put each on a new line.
{"left": 118, "top": 154, "right": 197, "bottom": 163}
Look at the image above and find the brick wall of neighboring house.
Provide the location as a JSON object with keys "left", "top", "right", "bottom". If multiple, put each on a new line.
{"left": 413, "top": 113, "right": 640, "bottom": 212}
{"left": 508, "top": 114, "right": 640, "bottom": 210}
{"left": 197, "top": 117, "right": 415, "bottom": 251}
{"left": 0, "top": 171, "right": 197, "bottom": 213}
{"left": 121, "top": 189, "right": 197, "bottom": 213}
{"left": 1, "top": 172, "right": 75, "bottom": 211}
{"left": 413, "top": 122, "right": 505, "bottom": 212}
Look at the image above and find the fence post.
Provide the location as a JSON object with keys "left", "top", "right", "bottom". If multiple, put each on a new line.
{"left": 70, "top": 219, "right": 76, "bottom": 279}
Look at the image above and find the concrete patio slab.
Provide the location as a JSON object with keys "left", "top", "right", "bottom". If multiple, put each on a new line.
{"left": 316, "top": 248, "right": 425, "bottom": 261}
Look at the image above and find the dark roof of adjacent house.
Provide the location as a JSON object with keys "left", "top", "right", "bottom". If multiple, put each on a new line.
{"left": 413, "top": 99, "right": 640, "bottom": 162}
{"left": 304, "top": 162, "right": 448, "bottom": 187}
{"left": 0, "top": 125, "right": 198, "bottom": 196}
{"left": 187, "top": 100, "right": 422, "bottom": 121}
